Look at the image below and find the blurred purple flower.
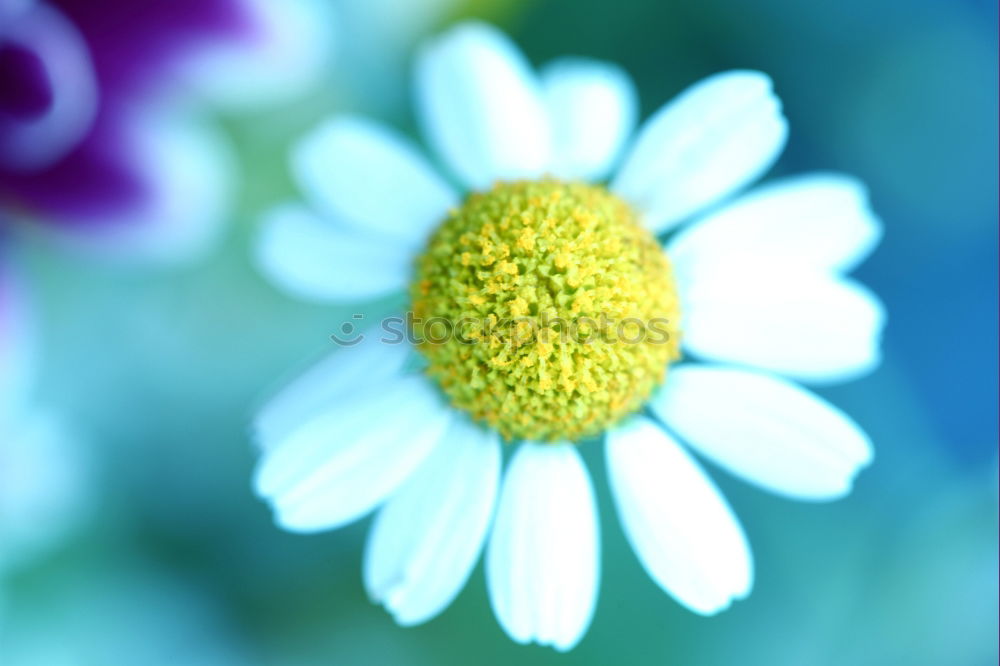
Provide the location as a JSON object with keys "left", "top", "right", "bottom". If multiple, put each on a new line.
{"left": 0, "top": 0, "right": 334, "bottom": 261}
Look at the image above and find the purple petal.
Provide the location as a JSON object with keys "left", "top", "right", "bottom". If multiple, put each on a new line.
{"left": 0, "top": 0, "right": 259, "bottom": 230}
{"left": 55, "top": 0, "right": 257, "bottom": 101}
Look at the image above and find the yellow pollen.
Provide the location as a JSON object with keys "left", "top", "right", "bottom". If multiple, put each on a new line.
{"left": 411, "top": 180, "right": 682, "bottom": 442}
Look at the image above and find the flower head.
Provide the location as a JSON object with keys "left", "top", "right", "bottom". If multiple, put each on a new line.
{"left": 413, "top": 179, "right": 681, "bottom": 441}
{"left": 0, "top": 0, "right": 333, "bottom": 261}
{"left": 254, "top": 21, "right": 884, "bottom": 651}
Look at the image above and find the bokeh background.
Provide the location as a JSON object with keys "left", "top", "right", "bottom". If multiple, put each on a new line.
{"left": 1, "top": 0, "right": 997, "bottom": 664}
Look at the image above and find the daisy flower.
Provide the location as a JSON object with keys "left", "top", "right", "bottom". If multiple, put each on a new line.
{"left": 253, "top": 22, "right": 884, "bottom": 651}
{"left": 0, "top": 0, "right": 334, "bottom": 262}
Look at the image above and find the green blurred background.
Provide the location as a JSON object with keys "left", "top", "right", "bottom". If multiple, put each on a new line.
{"left": 4, "top": 0, "right": 998, "bottom": 664}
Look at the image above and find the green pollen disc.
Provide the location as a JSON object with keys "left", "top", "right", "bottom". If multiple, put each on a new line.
{"left": 411, "top": 179, "right": 682, "bottom": 443}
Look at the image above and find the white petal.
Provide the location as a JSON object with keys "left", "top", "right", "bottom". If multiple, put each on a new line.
{"left": 606, "top": 416, "right": 752, "bottom": 615}
{"left": 0, "top": 410, "right": 90, "bottom": 566}
{"left": 180, "top": 0, "right": 336, "bottom": 110}
{"left": 541, "top": 58, "right": 637, "bottom": 181}
{"left": 255, "top": 202, "right": 413, "bottom": 302}
{"left": 668, "top": 173, "right": 882, "bottom": 274}
{"left": 364, "top": 418, "right": 501, "bottom": 625}
{"left": 255, "top": 376, "right": 451, "bottom": 532}
{"left": 649, "top": 365, "right": 874, "bottom": 501}
{"left": 487, "top": 443, "right": 599, "bottom": 652}
{"left": 414, "top": 21, "right": 552, "bottom": 190}
{"left": 676, "top": 260, "right": 886, "bottom": 383}
{"left": 612, "top": 71, "right": 787, "bottom": 233}
{"left": 254, "top": 333, "right": 411, "bottom": 451}
{"left": 291, "top": 115, "right": 458, "bottom": 247}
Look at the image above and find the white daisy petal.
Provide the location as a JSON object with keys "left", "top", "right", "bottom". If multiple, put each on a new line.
{"left": 676, "top": 261, "right": 886, "bottom": 383}
{"left": 487, "top": 443, "right": 599, "bottom": 652}
{"left": 291, "top": 116, "right": 458, "bottom": 247}
{"left": 541, "top": 58, "right": 637, "bottom": 181}
{"left": 606, "top": 416, "right": 752, "bottom": 615}
{"left": 414, "top": 21, "right": 552, "bottom": 189}
{"left": 254, "top": 333, "right": 411, "bottom": 451}
{"left": 612, "top": 70, "right": 787, "bottom": 233}
{"left": 364, "top": 418, "right": 501, "bottom": 626}
{"left": 649, "top": 365, "right": 874, "bottom": 501}
{"left": 255, "top": 376, "right": 451, "bottom": 532}
{"left": 255, "top": 202, "right": 413, "bottom": 302}
{"left": 668, "top": 173, "right": 882, "bottom": 275}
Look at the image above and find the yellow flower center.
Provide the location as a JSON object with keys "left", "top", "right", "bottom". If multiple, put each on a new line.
{"left": 411, "top": 180, "right": 681, "bottom": 442}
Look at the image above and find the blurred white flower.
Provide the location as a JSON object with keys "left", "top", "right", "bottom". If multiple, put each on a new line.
{"left": 0, "top": 266, "right": 89, "bottom": 573}
{"left": 178, "top": 0, "right": 338, "bottom": 111}
{"left": 252, "top": 21, "right": 885, "bottom": 651}
{"left": 333, "top": 0, "right": 457, "bottom": 111}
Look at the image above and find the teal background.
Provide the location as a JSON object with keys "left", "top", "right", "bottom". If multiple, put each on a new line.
{"left": 3, "top": 0, "right": 997, "bottom": 664}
